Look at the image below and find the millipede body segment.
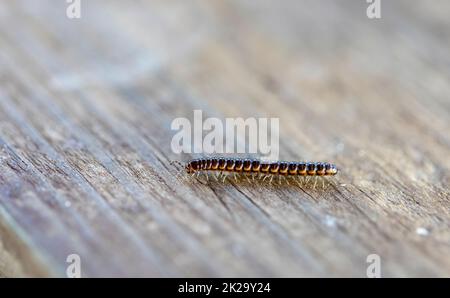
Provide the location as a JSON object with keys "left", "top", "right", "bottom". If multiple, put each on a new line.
{"left": 185, "top": 158, "right": 338, "bottom": 176}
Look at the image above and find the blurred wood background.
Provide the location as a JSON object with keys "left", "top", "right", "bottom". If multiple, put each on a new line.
{"left": 0, "top": 0, "right": 449, "bottom": 277}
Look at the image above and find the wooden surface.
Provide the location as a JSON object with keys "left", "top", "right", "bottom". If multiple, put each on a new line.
{"left": 0, "top": 0, "right": 449, "bottom": 277}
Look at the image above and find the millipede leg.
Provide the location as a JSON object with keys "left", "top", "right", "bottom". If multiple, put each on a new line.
{"left": 222, "top": 174, "right": 227, "bottom": 183}
{"left": 190, "top": 173, "right": 198, "bottom": 183}
{"left": 285, "top": 177, "right": 290, "bottom": 185}
{"left": 233, "top": 173, "right": 238, "bottom": 182}
{"left": 269, "top": 175, "right": 274, "bottom": 184}
{"left": 245, "top": 174, "right": 251, "bottom": 183}
{"left": 313, "top": 176, "right": 318, "bottom": 189}
{"left": 278, "top": 175, "right": 282, "bottom": 185}
{"left": 322, "top": 178, "right": 325, "bottom": 190}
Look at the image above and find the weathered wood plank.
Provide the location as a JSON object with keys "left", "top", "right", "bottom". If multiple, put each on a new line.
{"left": 0, "top": 0, "right": 449, "bottom": 277}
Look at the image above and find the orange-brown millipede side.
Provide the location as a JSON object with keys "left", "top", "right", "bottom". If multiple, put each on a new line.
{"left": 185, "top": 158, "right": 338, "bottom": 177}
{"left": 180, "top": 158, "right": 338, "bottom": 188}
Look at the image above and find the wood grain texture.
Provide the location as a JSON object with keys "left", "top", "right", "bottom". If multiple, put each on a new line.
{"left": 0, "top": 0, "right": 449, "bottom": 277}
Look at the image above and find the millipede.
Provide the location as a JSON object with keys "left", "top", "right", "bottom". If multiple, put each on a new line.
{"left": 177, "top": 158, "right": 338, "bottom": 189}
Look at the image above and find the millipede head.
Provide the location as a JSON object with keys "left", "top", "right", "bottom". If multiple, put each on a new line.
{"left": 325, "top": 163, "right": 338, "bottom": 175}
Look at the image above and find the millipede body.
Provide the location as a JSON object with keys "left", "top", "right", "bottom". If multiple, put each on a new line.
{"left": 185, "top": 158, "right": 338, "bottom": 176}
